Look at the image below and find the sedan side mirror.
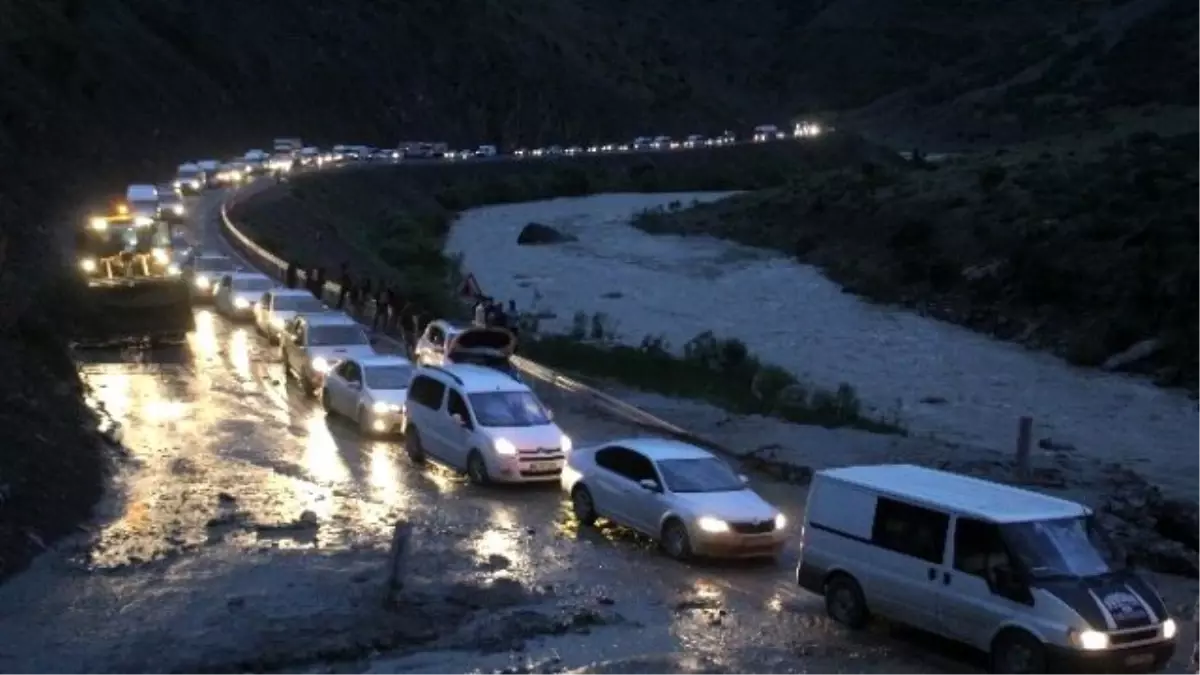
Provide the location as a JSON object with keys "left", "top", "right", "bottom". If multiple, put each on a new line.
{"left": 638, "top": 479, "right": 662, "bottom": 492}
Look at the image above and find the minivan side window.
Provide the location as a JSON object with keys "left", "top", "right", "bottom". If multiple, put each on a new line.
{"left": 871, "top": 497, "right": 950, "bottom": 563}
{"left": 953, "top": 517, "right": 1014, "bottom": 577}
{"left": 446, "top": 390, "right": 472, "bottom": 427}
{"left": 408, "top": 375, "right": 446, "bottom": 410}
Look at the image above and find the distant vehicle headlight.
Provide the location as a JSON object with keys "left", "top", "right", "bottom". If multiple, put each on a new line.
{"left": 151, "top": 247, "right": 168, "bottom": 264}
{"left": 134, "top": 216, "right": 154, "bottom": 227}
{"left": 270, "top": 316, "right": 284, "bottom": 329}
{"left": 80, "top": 258, "right": 97, "bottom": 273}
{"left": 195, "top": 275, "right": 210, "bottom": 289}
{"left": 311, "top": 357, "right": 331, "bottom": 373}
{"left": 697, "top": 517, "right": 730, "bottom": 534}
{"left": 167, "top": 264, "right": 181, "bottom": 276}
{"left": 89, "top": 217, "right": 108, "bottom": 231}
{"left": 774, "top": 513, "right": 787, "bottom": 530}
{"left": 494, "top": 438, "right": 517, "bottom": 455}
{"left": 172, "top": 204, "right": 185, "bottom": 215}
{"left": 372, "top": 401, "right": 391, "bottom": 414}
{"left": 233, "top": 297, "right": 250, "bottom": 309}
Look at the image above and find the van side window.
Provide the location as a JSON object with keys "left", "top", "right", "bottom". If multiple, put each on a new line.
{"left": 408, "top": 375, "right": 446, "bottom": 410}
{"left": 446, "top": 390, "right": 471, "bottom": 423}
{"left": 953, "top": 518, "right": 1014, "bottom": 577}
{"left": 871, "top": 498, "right": 949, "bottom": 563}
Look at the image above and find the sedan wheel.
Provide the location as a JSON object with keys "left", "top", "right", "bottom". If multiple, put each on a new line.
{"left": 661, "top": 519, "right": 692, "bottom": 560}
{"left": 404, "top": 429, "right": 426, "bottom": 464}
{"left": 466, "top": 451, "right": 490, "bottom": 485}
{"left": 571, "top": 485, "right": 597, "bottom": 526}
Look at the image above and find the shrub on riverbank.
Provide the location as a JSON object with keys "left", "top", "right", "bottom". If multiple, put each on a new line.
{"left": 520, "top": 322, "right": 903, "bottom": 435}
{"left": 633, "top": 131, "right": 1199, "bottom": 390}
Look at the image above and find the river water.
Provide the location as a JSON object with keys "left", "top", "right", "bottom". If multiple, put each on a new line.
{"left": 445, "top": 193, "right": 1199, "bottom": 501}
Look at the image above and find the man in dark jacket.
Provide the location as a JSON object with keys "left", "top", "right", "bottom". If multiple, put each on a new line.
{"left": 372, "top": 286, "right": 390, "bottom": 332}
{"left": 336, "top": 263, "right": 352, "bottom": 309}
{"left": 388, "top": 290, "right": 406, "bottom": 336}
{"left": 285, "top": 263, "right": 299, "bottom": 289}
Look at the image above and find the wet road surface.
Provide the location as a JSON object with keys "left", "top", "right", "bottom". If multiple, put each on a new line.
{"left": 0, "top": 190, "right": 1190, "bottom": 673}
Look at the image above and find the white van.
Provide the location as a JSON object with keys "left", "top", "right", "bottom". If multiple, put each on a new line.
{"left": 796, "top": 464, "right": 1178, "bottom": 674}
{"left": 402, "top": 364, "right": 570, "bottom": 485}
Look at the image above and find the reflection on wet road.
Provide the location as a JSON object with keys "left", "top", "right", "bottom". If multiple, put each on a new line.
{"left": 0, "top": 191, "right": 996, "bottom": 673}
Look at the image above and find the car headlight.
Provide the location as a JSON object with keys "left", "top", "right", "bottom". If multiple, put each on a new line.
{"left": 774, "top": 513, "right": 787, "bottom": 530}
{"left": 172, "top": 204, "right": 184, "bottom": 215}
{"left": 372, "top": 401, "right": 390, "bottom": 414}
{"left": 1162, "top": 618, "right": 1177, "bottom": 639}
{"left": 270, "top": 316, "right": 284, "bottom": 329}
{"left": 80, "top": 258, "right": 97, "bottom": 273}
{"left": 311, "top": 357, "right": 331, "bottom": 373}
{"left": 134, "top": 216, "right": 154, "bottom": 227}
{"left": 494, "top": 438, "right": 517, "bottom": 455}
{"left": 151, "top": 247, "right": 168, "bottom": 264}
{"left": 697, "top": 517, "right": 730, "bottom": 533}
{"left": 233, "top": 297, "right": 250, "bottom": 309}
{"left": 560, "top": 434, "right": 573, "bottom": 453}
{"left": 167, "top": 264, "right": 181, "bottom": 276}
{"left": 1070, "top": 629, "right": 1110, "bottom": 651}
{"left": 195, "top": 275, "right": 210, "bottom": 289}
{"left": 89, "top": 217, "right": 108, "bottom": 231}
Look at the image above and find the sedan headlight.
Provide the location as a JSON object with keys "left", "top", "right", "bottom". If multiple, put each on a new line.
{"left": 172, "top": 204, "right": 185, "bottom": 215}
{"left": 233, "top": 297, "right": 250, "bottom": 309}
{"left": 311, "top": 357, "right": 331, "bottom": 373}
{"left": 1070, "top": 629, "right": 1110, "bottom": 651}
{"left": 560, "top": 434, "right": 573, "bottom": 453}
{"left": 774, "top": 513, "right": 787, "bottom": 530}
{"left": 494, "top": 438, "right": 517, "bottom": 455}
{"left": 372, "top": 401, "right": 390, "bottom": 414}
{"left": 697, "top": 517, "right": 730, "bottom": 533}
{"left": 1162, "top": 618, "right": 1177, "bottom": 639}
{"left": 195, "top": 275, "right": 210, "bottom": 289}
{"left": 80, "top": 258, "right": 97, "bottom": 273}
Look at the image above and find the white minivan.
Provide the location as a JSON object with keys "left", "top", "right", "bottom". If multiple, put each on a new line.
{"left": 401, "top": 364, "right": 571, "bottom": 485}
{"left": 796, "top": 464, "right": 1177, "bottom": 674}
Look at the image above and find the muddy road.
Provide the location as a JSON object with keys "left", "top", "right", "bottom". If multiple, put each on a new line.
{"left": 0, "top": 191, "right": 1190, "bottom": 674}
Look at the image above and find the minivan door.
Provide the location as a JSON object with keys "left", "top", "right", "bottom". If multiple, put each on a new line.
{"left": 937, "top": 516, "right": 1035, "bottom": 650}
{"left": 865, "top": 497, "right": 951, "bottom": 632}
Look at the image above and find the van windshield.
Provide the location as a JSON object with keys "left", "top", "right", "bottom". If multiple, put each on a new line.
{"left": 1001, "top": 516, "right": 1125, "bottom": 580}
{"left": 468, "top": 391, "right": 550, "bottom": 428}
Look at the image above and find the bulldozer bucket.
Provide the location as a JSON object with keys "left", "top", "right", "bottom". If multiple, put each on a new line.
{"left": 72, "top": 277, "right": 195, "bottom": 347}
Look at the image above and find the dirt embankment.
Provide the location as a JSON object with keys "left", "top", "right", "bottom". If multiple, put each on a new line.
{"left": 634, "top": 130, "right": 1199, "bottom": 391}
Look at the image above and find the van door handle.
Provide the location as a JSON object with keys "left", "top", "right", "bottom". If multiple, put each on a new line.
{"left": 927, "top": 568, "right": 936, "bottom": 581}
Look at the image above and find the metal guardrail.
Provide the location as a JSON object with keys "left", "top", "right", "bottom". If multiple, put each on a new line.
{"left": 217, "top": 185, "right": 722, "bottom": 450}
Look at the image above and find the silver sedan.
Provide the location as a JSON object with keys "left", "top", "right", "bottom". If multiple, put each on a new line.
{"left": 561, "top": 438, "right": 788, "bottom": 560}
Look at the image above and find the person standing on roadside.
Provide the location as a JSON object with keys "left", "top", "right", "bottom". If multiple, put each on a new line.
{"left": 355, "top": 278, "right": 372, "bottom": 320}
{"left": 337, "top": 262, "right": 352, "bottom": 310}
{"left": 285, "top": 262, "right": 298, "bottom": 289}
{"left": 388, "top": 289, "right": 406, "bottom": 337}
{"left": 372, "top": 285, "right": 390, "bottom": 332}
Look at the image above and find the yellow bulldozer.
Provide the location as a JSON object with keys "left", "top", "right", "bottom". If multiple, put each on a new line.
{"left": 72, "top": 203, "right": 194, "bottom": 346}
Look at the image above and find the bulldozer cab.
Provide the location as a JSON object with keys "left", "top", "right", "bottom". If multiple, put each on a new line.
{"left": 70, "top": 210, "right": 194, "bottom": 346}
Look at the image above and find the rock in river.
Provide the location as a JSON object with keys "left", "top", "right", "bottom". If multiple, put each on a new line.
{"left": 516, "top": 222, "right": 576, "bottom": 246}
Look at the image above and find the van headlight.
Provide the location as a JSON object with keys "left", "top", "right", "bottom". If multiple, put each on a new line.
{"left": 1070, "top": 629, "right": 1110, "bottom": 651}
{"left": 1162, "top": 618, "right": 1177, "bottom": 639}
{"left": 311, "top": 357, "right": 331, "bottom": 373}
{"left": 560, "top": 434, "right": 572, "bottom": 453}
{"left": 774, "top": 513, "right": 788, "bottom": 530}
{"left": 172, "top": 204, "right": 185, "bottom": 215}
{"left": 494, "top": 438, "right": 517, "bottom": 455}
{"left": 697, "top": 517, "right": 730, "bottom": 533}
{"left": 233, "top": 297, "right": 250, "bottom": 309}
{"left": 80, "top": 258, "right": 97, "bottom": 273}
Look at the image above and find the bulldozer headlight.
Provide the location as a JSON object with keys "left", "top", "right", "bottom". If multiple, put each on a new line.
{"left": 89, "top": 217, "right": 108, "bottom": 231}
{"left": 195, "top": 275, "right": 210, "bottom": 289}
{"left": 151, "top": 248, "right": 169, "bottom": 264}
{"left": 233, "top": 297, "right": 250, "bottom": 310}
{"left": 80, "top": 258, "right": 97, "bottom": 273}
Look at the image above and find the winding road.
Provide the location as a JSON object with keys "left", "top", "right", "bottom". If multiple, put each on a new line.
{"left": 0, "top": 189, "right": 1189, "bottom": 673}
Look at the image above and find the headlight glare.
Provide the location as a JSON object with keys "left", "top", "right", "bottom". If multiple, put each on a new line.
{"left": 311, "top": 357, "right": 331, "bottom": 373}
{"left": 233, "top": 297, "right": 250, "bottom": 309}
{"left": 494, "top": 438, "right": 517, "bottom": 455}
{"left": 1162, "top": 618, "right": 1177, "bottom": 639}
{"left": 560, "top": 434, "right": 573, "bottom": 453}
{"left": 697, "top": 517, "right": 729, "bottom": 533}
{"left": 372, "top": 401, "right": 390, "bottom": 414}
{"left": 1071, "top": 629, "right": 1110, "bottom": 651}
{"left": 775, "top": 513, "right": 788, "bottom": 530}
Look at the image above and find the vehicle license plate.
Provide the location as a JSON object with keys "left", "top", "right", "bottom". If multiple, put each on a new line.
{"left": 1125, "top": 653, "right": 1154, "bottom": 667}
{"left": 528, "top": 461, "right": 559, "bottom": 472}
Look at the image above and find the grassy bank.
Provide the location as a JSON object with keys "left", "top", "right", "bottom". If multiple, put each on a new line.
{"left": 231, "top": 139, "right": 907, "bottom": 434}
{"left": 634, "top": 130, "right": 1199, "bottom": 390}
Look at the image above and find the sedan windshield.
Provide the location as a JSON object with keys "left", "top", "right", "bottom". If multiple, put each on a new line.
{"left": 274, "top": 295, "right": 325, "bottom": 312}
{"left": 657, "top": 458, "right": 743, "bottom": 493}
{"left": 1001, "top": 516, "right": 1125, "bottom": 580}
{"left": 233, "top": 277, "right": 274, "bottom": 292}
{"left": 308, "top": 325, "right": 368, "bottom": 346}
{"left": 468, "top": 391, "right": 551, "bottom": 428}
{"left": 196, "top": 258, "right": 237, "bottom": 273}
{"left": 365, "top": 365, "right": 413, "bottom": 390}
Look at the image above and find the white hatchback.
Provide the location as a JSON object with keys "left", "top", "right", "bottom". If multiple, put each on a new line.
{"left": 253, "top": 288, "right": 329, "bottom": 343}
{"left": 561, "top": 438, "right": 788, "bottom": 561}
{"left": 213, "top": 272, "right": 276, "bottom": 320}
{"left": 321, "top": 355, "right": 415, "bottom": 436}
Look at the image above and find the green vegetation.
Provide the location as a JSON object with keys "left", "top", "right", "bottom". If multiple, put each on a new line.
{"left": 521, "top": 315, "right": 902, "bottom": 434}
{"left": 633, "top": 131, "right": 1199, "bottom": 389}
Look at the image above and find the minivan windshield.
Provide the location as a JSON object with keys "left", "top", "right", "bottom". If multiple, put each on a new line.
{"left": 308, "top": 325, "right": 369, "bottom": 346}
{"left": 468, "top": 391, "right": 550, "bottom": 428}
{"left": 657, "top": 457, "right": 744, "bottom": 493}
{"left": 1001, "top": 516, "right": 1125, "bottom": 580}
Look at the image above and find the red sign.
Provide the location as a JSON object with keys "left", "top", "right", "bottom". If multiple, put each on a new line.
{"left": 458, "top": 273, "right": 483, "bottom": 298}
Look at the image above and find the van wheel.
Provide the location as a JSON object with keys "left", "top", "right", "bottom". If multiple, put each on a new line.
{"left": 661, "top": 519, "right": 692, "bottom": 561}
{"left": 990, "top": 629, "right": 1046, "bottom": 674}
{"left": 825, "top": 574, "right": 869, "bottom": 629}
{"left": 467, "top": 451, "right": 490, "bottom": 485}
{"left": 571, "top": 485, "right": 597, "bottom": 526}
{"left": 404, "top": 429, "right": 426, "bottom": 464}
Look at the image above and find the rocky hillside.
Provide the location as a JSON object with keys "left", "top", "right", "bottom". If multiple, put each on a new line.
{"left": 635, "top": 130, "right": 1199, "bottom": 390}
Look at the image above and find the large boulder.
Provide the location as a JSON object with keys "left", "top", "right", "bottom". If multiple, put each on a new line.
{"left": 517, "top": 222, "right": 576, "bottom": 246}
